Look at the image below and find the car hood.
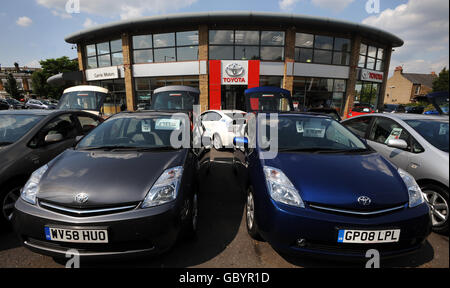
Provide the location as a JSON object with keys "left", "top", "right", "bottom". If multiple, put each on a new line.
{"left": 37, "top": 149, "right": 187, "bottom": 208}
{"left": 262, "top": 152, "right": 409, "bottom": 211}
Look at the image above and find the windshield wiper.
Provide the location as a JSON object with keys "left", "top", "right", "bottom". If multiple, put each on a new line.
{"left": 0, "top": 142, "right": 13, "bottom": 147}
{"left": 278, "top": 147, "right": 369, "bottom": 154}
{"left": 78, "top": 145, "right": 180, "bottom": 151}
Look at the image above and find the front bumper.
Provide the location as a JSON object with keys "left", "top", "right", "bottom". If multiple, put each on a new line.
{"left": 13, "top": 198, "right": 182, "bottom": 259}
{"left": 256, "top": 199, "right": 432, "bottom": 259}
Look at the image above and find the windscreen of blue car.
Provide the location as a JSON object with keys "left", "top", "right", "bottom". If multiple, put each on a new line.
{"left": 404, "top": 119, "right": 449, "bottom": 152}
{"left": 150, "top": 91, "right": 198, "bottom": 111}
{"left": 0, "top": 115, "right": 43, "bottom": 146}
{"left": 261, "top": 116, "right": 368, "bottom": 152}
{"left": 246, "top": 92, "right": 293, "bottom": 112}
{"left": 77, "top": 115, "right": 187, "bottom": 150}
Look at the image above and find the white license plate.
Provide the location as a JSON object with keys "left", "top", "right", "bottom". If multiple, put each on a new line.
{"left": 337, "top": 229, "right": 400, "bottom": 244}
{"left": 45, "top": 227, "right": 108, "bottom": 243}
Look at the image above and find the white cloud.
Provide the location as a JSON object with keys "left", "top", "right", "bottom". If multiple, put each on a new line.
{"left": 83, "top": 18, "right": 97, "bottom": 28}
{"left": 311, "top": 0, "right": 355, "bottom": 12}
{"left": 16, "top": 16, "right": 33, "bottom": 27}
{"left": 36, "top": 0, "right": 198, "bottom": 20}
{"left": 24, "top": 60, "right": 41, "bottom": 68}
{"left": 362, "top": 0, "right": 449, "bottom": 74}
{"left": 51, "top": 9, "right": 72, "bottom": 19}
{"left": 279, "top": 0, "right": 301, "bottom": 11}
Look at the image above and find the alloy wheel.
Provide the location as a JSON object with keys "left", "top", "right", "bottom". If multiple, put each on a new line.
{"left": 246, "top": 192, "right": 255, "bottom": 230}
{"left": 423, "top": 190, "right": 448, "bottom": 227}
{"left": 2, "top": 187, "right": 20, "bottom": 222}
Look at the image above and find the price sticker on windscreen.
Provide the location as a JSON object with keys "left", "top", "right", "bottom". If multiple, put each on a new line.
{"left": 296, "top": 121, "right": 304, "bottom": 133}
{"left": 303, "top": 122, "right": 325, "bottom": 138}
{"left": 141, "top": 120, "right": 151, "bottom": 133}
{"left": 155, "top": 119, "right": 181, "bottom": 130}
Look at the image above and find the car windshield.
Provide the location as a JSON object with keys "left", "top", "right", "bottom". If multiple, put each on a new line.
{"left": 77, "top": 115, "right": 187, "bottom": 150}
{"left": 150, "top": 91, "right": 197, "bottom": 111}
{"left": 261, "top": 116, "right": 368, "bottom": 152}
{"left": 58, "top": 91, "right": 105, "bottom": 111}
{"left": 404, "top": 119, "right": 449, "bottom": 152}
{"left": 436, "top": 97, "right": 449, "bottom": 115}
{"left": 0, "top": 114, "right": 43, "bottom": 145}
{"left": 246, "top": 92, "right": 293, "bottom": 112}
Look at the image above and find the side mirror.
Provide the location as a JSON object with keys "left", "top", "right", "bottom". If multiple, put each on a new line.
{"left": 387, "top": 139, "right": 408, "bottom": 149}
{"left": 45, "top": 133, "right": 64, "bottom": 143}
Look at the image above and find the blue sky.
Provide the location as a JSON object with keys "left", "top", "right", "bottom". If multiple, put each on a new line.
{"left": 0, "top": 0, "right": 448, "bottom": 75}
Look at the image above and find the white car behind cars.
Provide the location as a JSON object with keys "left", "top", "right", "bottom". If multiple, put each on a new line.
{"left": 198, "top": 110, "right": 247, "bottom": 150}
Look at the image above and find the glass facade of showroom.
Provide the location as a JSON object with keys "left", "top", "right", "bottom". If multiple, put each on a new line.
{"left": 292, "top": 77, "right": 347, "bottom": 114}
{"left": 88, "top": 79, "right": 126, "bottom": 115}
{"left": 355, "top": 81, "right": 382, "bottom": 110}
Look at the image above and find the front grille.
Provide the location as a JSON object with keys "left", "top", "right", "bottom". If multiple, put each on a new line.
{"left": 308, "top": 203, "right": 407, "bottom": 217}
{"left": 39, "top": 201, "right": 138, "bottom": 217}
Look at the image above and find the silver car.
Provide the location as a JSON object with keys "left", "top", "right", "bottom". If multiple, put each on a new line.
{"left": 342, "top": 113, "right": 449, "bottom": 233}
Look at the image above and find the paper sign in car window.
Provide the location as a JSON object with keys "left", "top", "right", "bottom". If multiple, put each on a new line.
{"left": 385, "top": 127, "right": 403, "bottom": 144}
{"left": 155, "top": 119, "right": 181, "bottom": 130}
{"left": 296, "top": 121, "right": 304, "bottom": 133}
{"left": 141, "top": 120, "right": 151, "bottom": 133}
{"left": 439, "top": 124, "right": 449, "bottom": 135}
{"left": 303, "top": 121, "right": 325, "bottom": 138}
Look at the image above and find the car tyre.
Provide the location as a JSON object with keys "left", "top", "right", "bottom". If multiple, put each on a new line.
{"left": 181, "top": 191, "right": 199, "bottom": 240}
{"left": 421, "top": 183, "right": 449, "bottom": 234}
{"left": 0, "top": 182, "right": 22, "bottom": 229}
{"left": 246, "top": 187, "right": 262, "bottom": 240}
{"left": 213, "top": 134, "right": 223, "bottom": 151}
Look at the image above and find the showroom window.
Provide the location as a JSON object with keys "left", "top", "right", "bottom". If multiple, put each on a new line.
{"left": 209, "top": 30, "right": 285, "bottom": 61}
{"left": 295, "top": 33, "right": 351, "bottom": 65}
{"left": 355, "top": 81, "right": 381, "bottom": 110}
{"left": 134, "top": 76, "right": 199, "bottom": 105}
{"left": 85, "top": 39, "right": 123, "bottom": 69}
{"left": 89, "top": 79, "right": 126, "bottom": 114}
{"left": 132, "top": 31, "right": 199, "bottom": 63}
{"left": 358, "top": 43, "right": 385, "bottom": 71}
{"left": 292, "top": 77, "right": 347, "bottom": 113}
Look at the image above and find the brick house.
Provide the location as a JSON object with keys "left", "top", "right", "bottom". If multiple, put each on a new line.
{"left": 384, "top": 66, "right": 437, "bottom": 104}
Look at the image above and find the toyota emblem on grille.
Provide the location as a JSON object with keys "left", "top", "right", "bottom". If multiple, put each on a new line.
{"left": 358, "top": 196, "right": 371, "bottom": 206}
{"left": 225, "top": 63, "right": 245, "bottom": 77}
{"left": 75, "top": 193, "right": 89, "bottom": 204}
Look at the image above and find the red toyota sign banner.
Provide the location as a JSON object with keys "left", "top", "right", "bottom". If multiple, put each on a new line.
{"left": 221, "top": 60, "right": 249, "bottom": 85}
{"left": 360, "top": 69, "right": 384, "bottom": 83}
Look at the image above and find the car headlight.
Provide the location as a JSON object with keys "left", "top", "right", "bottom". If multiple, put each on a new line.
{"left": 141, "top": 166, "right": 183, "bottom": 208}
{"left": 398, "top": 168, "right": 424, "bottom": 208}
{"left": 263, "top": 166, "right": 304, "bottom": 208}
{"left": 21, "top": 164, "right": 48, "bottom": 205}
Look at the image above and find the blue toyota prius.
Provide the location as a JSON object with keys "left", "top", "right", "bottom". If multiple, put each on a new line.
{"left": 239, "top": 113, "right": 432, "bottom": 258}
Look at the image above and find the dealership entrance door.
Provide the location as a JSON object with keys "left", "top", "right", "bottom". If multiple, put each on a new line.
{"left": 221, "top": 85, "right": 247, "bottom": 111}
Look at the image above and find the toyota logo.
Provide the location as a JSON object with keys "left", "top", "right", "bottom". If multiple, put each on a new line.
{"left": 361, "top": 70, "right": 370, "bottom": 80}
{"left": 75, "top": 193, "right": 89, "bottom": 204}
{"left": 225, "top": 63, "right": 245, "bottom": 77}
{"left": 357, "top": 196, "right": 372, "bottom": 206}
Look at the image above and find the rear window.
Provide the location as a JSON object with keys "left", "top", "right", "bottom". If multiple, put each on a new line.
{"left": 151, "top": 91, "right": 198, "bottom": 111}
{"left": 246, "top": 92, "right": 293, "bottom": 112}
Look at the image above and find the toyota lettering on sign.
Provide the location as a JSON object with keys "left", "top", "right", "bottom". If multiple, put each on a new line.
{"left": 221, "top": 61, "right": 248, "bottom": 85}
{"left": 360, "top": 69, "right": 384, "bottom": 83}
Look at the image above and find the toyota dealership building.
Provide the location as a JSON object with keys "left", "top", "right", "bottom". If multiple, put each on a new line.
{"left": 64, "top": 12, "right": 403, "bottom": 117}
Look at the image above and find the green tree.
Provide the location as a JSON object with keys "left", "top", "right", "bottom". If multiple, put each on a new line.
{"left": 4, "top": 73, "right": 21, "bottom": 99}
{"left": 31, "top": 56, "right": 79, "bottom": 99}
{"left": 432, "top": 67, "right": 449, "bottom": 92}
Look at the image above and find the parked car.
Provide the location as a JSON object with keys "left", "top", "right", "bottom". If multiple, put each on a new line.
{"left": 41, "top": 100, "right": 57, "bottom": 110}
{"left": 25, "top": 99, "right": 51, "bottom": 110}
{"left": 236, "top": 113, "right": 431, "bottom": 258}
{"left": 405, "top": 106, "right": 425, "bottom": 114}
{"left": 244, "top": 87, "right": 294, "bottom": 113}
{"left": 342, "top": 113, "right": 448, "bottom": 233}
{"left": 5, "top": 98, "right": 25, "bottom": 110}
{"left": 307, "top": 107, "right": 342, "bottom": 122}
{"left": 13, "top": 111, "right": 200, "bottom": 259}
{"left": 347, "top": 104, "right": 375, "bottom": 119}
{"left": 0, "top": 110, "right": 102, "bottom": 226}
{"left": 196, "top": 110, "right": 247, "bottom": 150}
{"left": 382, "top": 104, "right": 406, "bottom": 114}
{"left": 57, "top": 85, "right": 109, "bottom": 116}
{"left": 0, "top": 99, "right": 10, "bottom": 110}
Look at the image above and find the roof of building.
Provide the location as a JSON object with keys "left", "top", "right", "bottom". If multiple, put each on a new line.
{"left": 65, "top": 11, "right": 404, "bottom": 47}
{"left": 402, "top": 73, "right": 437, "bottom": 88}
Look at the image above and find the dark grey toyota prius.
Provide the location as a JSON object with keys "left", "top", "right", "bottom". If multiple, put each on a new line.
{"left": 13, "top": 111, "right": 199, "bottom": 258}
